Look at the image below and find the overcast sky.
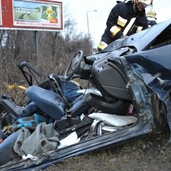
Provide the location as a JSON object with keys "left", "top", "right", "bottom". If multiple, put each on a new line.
{"left": 61, "top": 0, "right": 171, "bottom": 47}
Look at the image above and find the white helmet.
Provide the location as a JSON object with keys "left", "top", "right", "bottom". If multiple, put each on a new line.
{"left": 134, "top": 0, "right": 153, "bottom": 7}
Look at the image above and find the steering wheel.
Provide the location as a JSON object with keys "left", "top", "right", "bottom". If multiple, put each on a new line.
{"left": 64, "top": 50, "right": 83, "bottom": 80}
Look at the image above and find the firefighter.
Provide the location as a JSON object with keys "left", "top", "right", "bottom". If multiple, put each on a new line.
{"left": 97, "top": 0, "right": 153, "bottom": 51}
{"left": 146, "top": 9, "right": 157, "bottom": 27}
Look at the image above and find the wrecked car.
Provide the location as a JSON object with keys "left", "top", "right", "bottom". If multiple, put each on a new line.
{"left": 0, "top": 18, "right": 171, "bottom": 171}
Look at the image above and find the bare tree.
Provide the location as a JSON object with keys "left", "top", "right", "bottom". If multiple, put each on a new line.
{"left": 0, "top": 11, "right": 94, "bottom": 93}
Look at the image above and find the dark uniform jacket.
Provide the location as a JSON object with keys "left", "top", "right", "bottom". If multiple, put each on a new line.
{"left": 101, "top": 2, "right": 148, "bottom": 45}
{"left": 148, "top": 19, "right": 157, "bottom": 27}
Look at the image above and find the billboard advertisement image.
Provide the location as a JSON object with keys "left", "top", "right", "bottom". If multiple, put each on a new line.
{"left": 13, "top": 0, "right": 62, "bottom": 28}
{"left": 0, "top": 0, "right": 63, "bottom": 31}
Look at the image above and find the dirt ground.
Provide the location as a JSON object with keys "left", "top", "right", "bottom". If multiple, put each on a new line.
{"left": 45, "top": 128, "right": 171, "bottom": 171}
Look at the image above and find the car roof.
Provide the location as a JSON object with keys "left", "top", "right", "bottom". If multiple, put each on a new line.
{"left": 102, "top": 19, "right": 171, "bottom": 52}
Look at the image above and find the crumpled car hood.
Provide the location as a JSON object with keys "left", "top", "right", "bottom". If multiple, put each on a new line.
{"left": 125, "top": 47, "right": 171, "bottom": 91}
{"left": 102, "top": 19, "right": 171, "bottom": 52}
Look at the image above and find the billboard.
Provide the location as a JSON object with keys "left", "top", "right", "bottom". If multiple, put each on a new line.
{"left": 0, "top": 0, "right": 63, "bottom": 31}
